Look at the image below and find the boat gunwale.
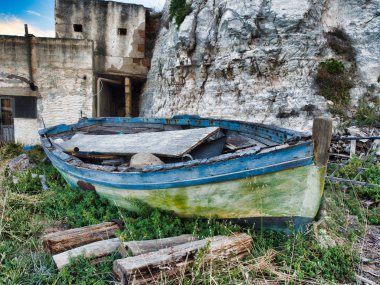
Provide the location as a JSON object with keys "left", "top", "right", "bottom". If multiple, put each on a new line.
{"left": 40, "top": 116, "right": 314, "bottom": 178}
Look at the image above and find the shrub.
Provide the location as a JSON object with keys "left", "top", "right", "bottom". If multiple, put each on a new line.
{"left": 320, "top": 58, "right": 345, "bottom": 74}
{"left": 326, "top": 28, "right": 356, "bottom": 61}
{"left": 316, "top": 59, "right": 352, "bottom": 109}
{"left": 169, "top": 0, "right": 192, "bottom": 27}
{"left": 353, "top": 101, "right": 380, "bottom": 128}
{"left": 377, "top": 75, "right": 380, "bottom": 83}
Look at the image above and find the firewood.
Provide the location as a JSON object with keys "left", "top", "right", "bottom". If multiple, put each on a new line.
{"left": 42, "top": 222, "right": 122, "bottom": 254}
{"left": 53, "top": 238, "right": 121, "bottom": 270}
{"left": 113, "top": 233, "right": 252, "bottom": 285}
{"left": 119, "top": 234, "right": 198, "bottom": 257}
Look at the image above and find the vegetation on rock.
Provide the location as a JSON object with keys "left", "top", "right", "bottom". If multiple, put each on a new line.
{"left": 169, "top": 0, "right": 192, "bottom": 27}
{"left": 326, "top": 28, "right": 356, "bottom": 61}
{"left": 316, "top": 59, "right": 353, "bottom": 115}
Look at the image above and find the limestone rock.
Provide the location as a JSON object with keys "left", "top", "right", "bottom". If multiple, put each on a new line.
{"left": 130, "top": 153, "right": 164, "bottom": 168}
{"left": 141, "top": 0, "right": 380, "bottom": 131}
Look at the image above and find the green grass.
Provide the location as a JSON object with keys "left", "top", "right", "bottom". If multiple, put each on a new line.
{"left": 0, "top": 143, "right": 374, "bottom": 284}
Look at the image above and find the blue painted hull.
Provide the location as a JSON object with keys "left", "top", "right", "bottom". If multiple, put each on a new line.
{"left": 40, "top": 116, "right": 322, "bottom": 231}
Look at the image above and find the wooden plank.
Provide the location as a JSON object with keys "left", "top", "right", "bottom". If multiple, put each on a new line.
{"left": 113, "top": 233, "right": 252, "bottom": 285}
{"left": 312, "top": 117, "right": 332, "bottom": 166}
{"left": 42, "top": 222, "right": 122, "bottom": 254}
{"left": 119, "top": 234, "right": 198, "bottom": 257}
{"left": 59, "top": 127, "right": 220, "bottom": 158}
{"left": 53, "top": 238, "right": 121, "bottom": 270}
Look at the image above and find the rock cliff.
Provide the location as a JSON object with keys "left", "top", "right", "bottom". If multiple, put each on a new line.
{"left": 141, "top": 0, "right": 380, "bottom": 131}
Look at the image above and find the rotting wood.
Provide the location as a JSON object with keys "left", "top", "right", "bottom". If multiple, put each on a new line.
{"left": 312, "top": 117, "right": 333, "bottom": 166}
{"left": 350, "top": 140, "right": 356, "bottom": 158}
{"left": 53, "top": 238, "right": 121, "bottom": 270}
{"left": 119, "top": 234, "right": 198, "bottom": 257}
{"left": 356, "top": 274, "right": 377, "bottom": 285}
{"left": 59, "top": 127, "right": 221, "bottom": 158}
{"left": 42, "top": 222, "right": 122, "bottom": 254}
{"left": 113, "top": 233, "right": 253, "bottom": 285}
{"left": 326, "top": 176, "right": 380, "bottom": 188}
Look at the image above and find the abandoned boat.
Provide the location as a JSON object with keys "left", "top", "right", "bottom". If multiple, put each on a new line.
{"left": 39, "top": 116, "right": 332, "bottom": 231}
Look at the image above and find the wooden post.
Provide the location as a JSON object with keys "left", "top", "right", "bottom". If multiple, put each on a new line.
{"left": 312, "top": 117, "right": 333, "bottom": 166}
{"left": 125, "top": 77, "right": 132, "bottom": 117}
{"left": 350, "top": 140, "right": 356, "bottom": 158}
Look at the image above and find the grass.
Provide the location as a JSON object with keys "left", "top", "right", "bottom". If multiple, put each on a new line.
{"left": 0, "top": 143, "right": 376, "bottom": 284}
{"left": 315, "top": 59, "right": 353, "bottom": 117}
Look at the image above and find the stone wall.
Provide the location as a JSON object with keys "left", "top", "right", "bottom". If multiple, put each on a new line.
{"left": 0, "top": 35, "right": 94, "bottom": 144}
{"left": 55, "top": 0, "right": 149, "bottom": 76}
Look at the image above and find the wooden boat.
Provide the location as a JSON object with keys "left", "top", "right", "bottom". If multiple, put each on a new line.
{"left": 39, "top": 116, "right": 332, "bottom": 232}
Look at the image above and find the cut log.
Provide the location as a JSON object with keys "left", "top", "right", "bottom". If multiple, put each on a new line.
{"left": 113, "top": 233, "right": 252, "bottom": 285}
{"left": 119, "top": 234, "right": 198, "bottom": 257}
{"left": 53, "top": 238, "right": 121, "bottom": 270}
{"left": 42, "top": 222, "right": 122, "bottom": 254}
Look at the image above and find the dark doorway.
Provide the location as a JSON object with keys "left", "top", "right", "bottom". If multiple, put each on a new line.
{"left": 97, "top": 76, "right": 145, "bottom": 118}
{"left": 131, "top": 79, "right": 144, "bottom": 118}
{"left": 98, "top": 78, "right": 125, "bottom": 117}
{"left": 0, "top": 97, "right": 14, "bottom": 142}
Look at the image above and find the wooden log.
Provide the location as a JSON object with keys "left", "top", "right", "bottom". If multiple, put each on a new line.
{"left": 53, "top": 238, "right": 121, "bottom": 270}
{"left": 42, "top": 222, "right": 122, "bottom": 254}
{"left": 313, "top": 117, "right": 333, "bottom": 166}
{"left": 119, "top": 234, "right": 198, "bottom": 257}
{"left": 113, "top": 233, "right": 252, "bottom": 285}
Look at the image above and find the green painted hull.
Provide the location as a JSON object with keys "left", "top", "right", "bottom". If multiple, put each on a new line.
{"left": 61, "top": 164, "right": 324, "bottom": 222}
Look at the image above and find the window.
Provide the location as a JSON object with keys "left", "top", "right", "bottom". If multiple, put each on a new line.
{"left": 118, "top": 28, "right": 127, "bottom": 35}
{"left": 14, "top": 97, "right": 37, "bottom": 119}
{"left": 73, "top": 24, "right": 83, "bottom": 32}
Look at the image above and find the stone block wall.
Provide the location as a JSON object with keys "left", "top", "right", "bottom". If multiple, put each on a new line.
{"left": 55, "top": 0, "right": 148, "bottom": 76}
{"left": 0, "top": 35, "right": 94, "bottom": 144}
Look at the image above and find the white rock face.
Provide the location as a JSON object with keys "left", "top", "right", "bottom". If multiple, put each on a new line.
{"left": 141, "top": 0, "right": 380, "bottom": 131}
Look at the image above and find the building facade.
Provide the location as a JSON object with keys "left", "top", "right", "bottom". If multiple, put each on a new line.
{"left": 0, "top": 0, "right": 158, "bottom": 144}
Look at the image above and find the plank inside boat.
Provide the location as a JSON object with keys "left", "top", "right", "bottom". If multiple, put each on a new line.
{"left": 58, "top": 127, "right": 221, "bottom": 158}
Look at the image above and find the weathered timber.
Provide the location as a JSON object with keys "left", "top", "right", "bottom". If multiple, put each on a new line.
{"left": 113, "top": 233, "right": 252, "bottom": 285}
{"left": 312, "top": 117, "right": 333, "bottom": 166}
{"left": 119, "top": 234, "right": 198, "bottom": 257}
{"left": 42, "top": 222, "right": 122, "bottom": 254}
{"left": 59, "top": 127, "right": 220, "bottom": 158}
{"left": 326, "top": 176, "right": 380, "bottom": 188}
{"left": 53, "top": 238, "right": 121, "bottom": 270}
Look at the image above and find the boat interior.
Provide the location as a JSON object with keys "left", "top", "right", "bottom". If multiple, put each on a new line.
{"left": 42, "top": 118, "right": 310, "bottom": 172}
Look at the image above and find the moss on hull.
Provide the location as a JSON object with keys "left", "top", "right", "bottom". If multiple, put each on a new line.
{"left": 62, "top": 165, "right": 324, "bottom": 220}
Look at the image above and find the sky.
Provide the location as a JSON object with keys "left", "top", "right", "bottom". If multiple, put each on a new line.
{"left": 0, "top": 0, "right": 166, "bottom": 37}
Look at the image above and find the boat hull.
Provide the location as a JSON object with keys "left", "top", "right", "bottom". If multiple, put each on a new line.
{"left": 58, "top": 164, "right": 324, "bottom": 231}
{"left": 40, "top": 116, "right": 325, "bottom": 231}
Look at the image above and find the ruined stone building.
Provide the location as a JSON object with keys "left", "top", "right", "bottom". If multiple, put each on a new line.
{"left": 0, "top": 0, "right": 158, "bottom": 144}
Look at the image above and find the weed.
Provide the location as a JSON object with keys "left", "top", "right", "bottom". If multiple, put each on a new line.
{"left": 377, "top": 75, "right": 380, "bottom": 83}
{"left": 352, "top": 101, "right": 380, "bottom": 128}
{"left": 316, "top": 59, "right": 353, "bottom": 114}
{"left": 0, "top": 142, "right": 23, "bottom": 160}
{"left": 326, "top": 28, "right": 356, "bottom": 61}
{"left": 169, "top": 0, "right": 192, "bottom": 27}
{"left": 330, "top": 156, "right": 380, "bottom": 225}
